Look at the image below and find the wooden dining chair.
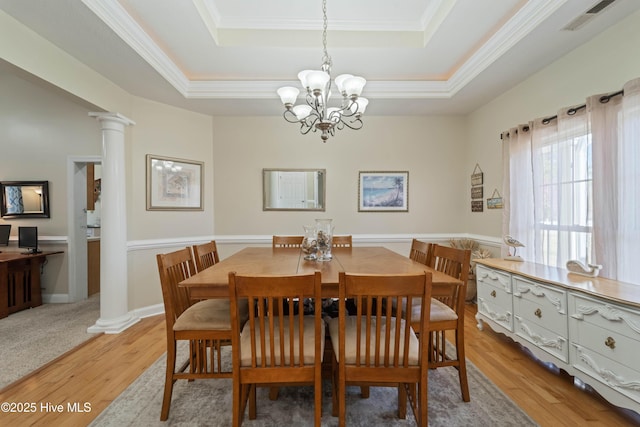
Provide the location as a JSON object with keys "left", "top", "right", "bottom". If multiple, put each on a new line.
{"left": 156, "top": 247, "right": 249, "bottom": 421}
{"left": 390, "top": 238, "right": 432, "bottom": 321}
{"left": 408, "top": 238, "right": 431, "bottom": 265}
{"left": 192, "top": 240, "right": 220, "bottom": 272}
{"left": 332, "top": 235, "right": 352, "bottom": 248}
{"left": 428, "top": 244, "right": 471, "bottom": 402}
{"left": 272, "top": 235, "right": 304, "bottom": 248}
{"left": 418, "top": 244, "right": 471, "bottom": 402}
{"left": 330, "top": 271, "right": 432, "bottom": 427}
{"left": 228, "top": 271, "right": 324, "bottom": 427}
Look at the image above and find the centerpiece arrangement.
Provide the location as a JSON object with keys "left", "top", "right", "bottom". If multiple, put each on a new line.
{"left": 301, "top": 219, "right": 334, "bottom": 261}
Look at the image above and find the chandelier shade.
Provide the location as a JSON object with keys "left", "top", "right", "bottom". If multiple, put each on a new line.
{"left": 351, "top": 97, "right": 368, "bottom": 114}
{"left": 276, "top": 87, "right": 299, "bottom": 107}
{"left": 334, "top": 74, "right": 352, "bottom": 93}
{"left": 277, "top": 0, "right": 367, "bottom": 142}
{"left": 293, "top": 105, "right": 312, "bottom": 120}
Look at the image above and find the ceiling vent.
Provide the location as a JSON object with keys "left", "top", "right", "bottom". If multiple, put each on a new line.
{"left": 563, "top": 0, "right": 617, "bottom": 31}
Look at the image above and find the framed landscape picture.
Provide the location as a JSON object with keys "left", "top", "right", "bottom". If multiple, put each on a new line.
{"left": 146, "top": 154, "right": 203, "bottom": 211}
{"left": 487, "top": 197, "right": 503, "bottom": 209}
{"left": 358, "top": 171, "right": 408, "bottom": 212}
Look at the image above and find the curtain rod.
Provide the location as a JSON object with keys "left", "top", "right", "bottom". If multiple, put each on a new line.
{"left": 541, "top": 89, "right": 624, "bottom": 125}
{"left": 500, "top": 89, "right": 624, "bottom": 139}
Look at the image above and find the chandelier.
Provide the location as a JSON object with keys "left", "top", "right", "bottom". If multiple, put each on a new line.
{"left": 276, "top": 0, "right": 368, "bottom": 142}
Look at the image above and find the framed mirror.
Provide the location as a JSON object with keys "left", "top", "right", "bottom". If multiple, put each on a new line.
{"left": 263, "top": 169, "right": 325, "bottom": 211}
{"left": 0, "top": 181, "right": 50, "bottom": 218}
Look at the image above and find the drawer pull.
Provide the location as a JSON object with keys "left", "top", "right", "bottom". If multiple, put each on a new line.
{"left": 605, "top": 336, "right": 616, "bottom": 350}
{"left": 534, "top": 308, "right": 542, "bottom": 318}
{"left": 490, "top": 290, "right": 496, "bottom": 298}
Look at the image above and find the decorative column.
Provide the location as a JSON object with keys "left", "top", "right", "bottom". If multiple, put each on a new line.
{"left": 87, "top": 112, "right": 138, "bottom": 333}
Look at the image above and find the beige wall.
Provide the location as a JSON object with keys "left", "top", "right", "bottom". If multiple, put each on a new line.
{"left": 464, "top": 9, "right": 640, "bottom": 236}
{"left": 211, "top": 115, "right": 467, "bottom": 236}
{"left": 126, "top": 97, "right": 215, "bottom": 309}
{"left": 0, "top": 71, "right": 101, "bottom": 295}
{"left": 127, "top": 97, "right": 215, "bottom": 241}
{"left": 0, "top": 72, "right": 102, "bottom": 234}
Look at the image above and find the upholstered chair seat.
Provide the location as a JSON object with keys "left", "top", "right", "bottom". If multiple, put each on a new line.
{"left": 174, "top": 299, "right": 248, "bottom": 331}
{"left": 329, "top": 316, "right": 419, "bottom": 365}
{"left": 239, "top": 316, "right": 324, "bottom": 366}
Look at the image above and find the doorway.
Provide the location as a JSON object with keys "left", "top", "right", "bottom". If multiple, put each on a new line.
{"left": 67, "top": 156, "right": 101, "bottom": 303}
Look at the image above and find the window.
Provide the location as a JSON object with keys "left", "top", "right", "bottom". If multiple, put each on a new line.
{"left": 536, "top": 131, "right": 592, "bottom": 267}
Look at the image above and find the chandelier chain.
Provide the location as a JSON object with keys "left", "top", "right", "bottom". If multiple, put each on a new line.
{"left": 276, "top": 0, "right": 366, "bottom": 142}
{"left": 321, "top": 0, "right": 332, "bottom": 72}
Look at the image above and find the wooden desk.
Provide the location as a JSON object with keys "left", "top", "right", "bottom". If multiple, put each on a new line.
{"left": 180, "top": 246, "right": 461, "bottom": 299}
{"left": 0, "top": 251, "right": 63, "bottom": 318}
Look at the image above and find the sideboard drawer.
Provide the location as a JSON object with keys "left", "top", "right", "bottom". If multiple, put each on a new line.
{"left": 569, "top": 293, "right": 640, "bottom": 407}
{"left": 514, "top": 314, "right": 568, "bottom": 362}
{"left": 572, "top": 318, "right": 640, "bottom": 369}
{"left": 569, "top": 293, "right": 640, "bottom": 342}
{"left": 477, "top": 265, "right": 513, "bottom": 331}
{"left": 571, "top": 341, "right": 640, "bottom": 405}
{"left": 476, "top": 265, "right": 511, "bottom": 292}
{"left": 513, "top": 276, "right": 569, "bottom": 364}
{"left": 513, "top": 276, "right": 568, "bottom": 337}
{"left": 569, "top": 293, "right": 640, "bottom": 367}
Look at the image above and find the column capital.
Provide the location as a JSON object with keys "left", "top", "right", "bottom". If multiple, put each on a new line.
{"left": 89, "top": 112, "right": 135, "bottom": 127}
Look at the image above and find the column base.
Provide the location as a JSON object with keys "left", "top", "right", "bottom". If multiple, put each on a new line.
{"left": 87, "top": 313, "right": 140, "bottom": 334}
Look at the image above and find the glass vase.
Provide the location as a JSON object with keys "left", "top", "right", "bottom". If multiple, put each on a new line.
{"left": 315, "top": 218, "right": 333, "bottom": 261}
{"left": 301, "top": 225, "right": 318, "bottom": 260}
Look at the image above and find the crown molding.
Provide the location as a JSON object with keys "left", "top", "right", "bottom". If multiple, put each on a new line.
{"left": 196, "top": 0, "right": 434, "bottom": 32}
{"left": 82, "top": 0, "right": 190, "bottom": 94}
{"left": 185, "top": 79, "right": 453, "bottom": 100}
{"left": 82, "top": 0, "right": 567, "bottom": 102}
{"left": 447, "top": 0, "right": 568, "bottom": 96}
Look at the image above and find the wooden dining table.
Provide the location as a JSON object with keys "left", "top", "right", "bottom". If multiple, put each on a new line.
{"left": 180, "top": 246, "right": 462, "bottom": 298}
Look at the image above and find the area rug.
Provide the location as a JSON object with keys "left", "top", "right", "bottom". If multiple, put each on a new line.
{"left": 0, "top": 294, "right": 100, "bottom": 389}
{"left": 91, "top": 343, "right": 538, "bottom": 427}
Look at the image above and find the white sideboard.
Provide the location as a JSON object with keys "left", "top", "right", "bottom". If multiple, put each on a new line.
{"left": 475, "top": 259, "right": 640, "bottom": 414}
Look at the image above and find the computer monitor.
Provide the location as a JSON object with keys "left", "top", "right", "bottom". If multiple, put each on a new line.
{"left": 0, "top": 224, "right": 10, "bottom": 251}
{"left": 18, "top": 226, "right": 40, "bottom": 254}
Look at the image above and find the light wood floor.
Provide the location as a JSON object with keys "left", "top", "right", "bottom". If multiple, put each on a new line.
{"left": 0, "top": 304, "right": 638, "bottom": 426}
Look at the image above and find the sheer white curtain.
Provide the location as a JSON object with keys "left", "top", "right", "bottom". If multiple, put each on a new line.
{"left": 589, "top": 78, "right": 640, "bottom": 283}
{"left": 503, "top": 110, "right": 590, "bottom": 267}
{"left": 502, "top": 125, "right": 534, "bottom": 260}
{"left": 504, "top": 77, "right": 640, "bottom": 285}
{"left": 588, "top": 89, "right": 621, "bottom": 278}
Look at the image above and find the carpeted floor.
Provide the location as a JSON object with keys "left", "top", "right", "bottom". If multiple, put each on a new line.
{"left": 91, "top": 344, "right": 538, "bottom": 426}
{"left": 0, "top": 294, "right": 100, "bottom": 389}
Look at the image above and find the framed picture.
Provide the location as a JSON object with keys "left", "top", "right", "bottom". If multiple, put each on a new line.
{"left": 146, "top": 154, "right": 203, "bottom": 211}
{"left": 487, "top": 188, "right": 503, "bottom": 209}
{"left": 471, "top": 200, "right": 483, "bottom": 212}
{"left": 358, "top": 171, "right": 408, "bottom": 212}
{"left": 471, "top": 186, "right": 483, "bottom": 199}
{"left": 487, "top": 197, "right": 503, "bottom": 209}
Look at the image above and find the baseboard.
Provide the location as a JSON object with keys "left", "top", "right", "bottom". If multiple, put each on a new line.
{"left": 132, "top": 303, "right": 164, "bottom": 319}
{"left": 42, "top": 293, "right": 70, "bottom": 303}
